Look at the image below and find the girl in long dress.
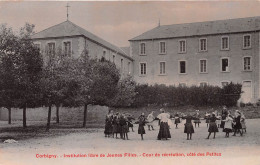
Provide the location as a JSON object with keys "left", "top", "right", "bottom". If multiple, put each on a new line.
{"left": 240, "top": 112, "right": 246, "bottom": 133}
{"left": 204, "top": 112, "right": 210, "bottom": 128}
{"left": 206, "top": 113, "right": 220, "bottom": 139}
{"left": 182, "top": 113, "right": 197, "bottom": 140}
{"left": 157, "top": 109, "right": 171, "bottom": 140}
{"left": 222, "top": 114, "right": 233, "bottom": 137}
{"left": 232, "top": 110, "right": 243, "bottom": 136}
{"left": 127, "top": 114, "right": 135, "bottom": 132}
{"left": 138, "top": 113, "right": 146, "bottom": 140}
{"left": 220, "top": 106, "right": 228, "bottom": 129}
{"left": 193, "top": 110, "right": 201, "bottom": 128}
{"left": 147, "top": 111, "right": 155, "bottom": 131}
{"left": 104, "top": 109, "right": 113, "bottom": 137}
{"left": 216, "top": 111, "right": 222, "bottom": 128}
{"left": 119, "top": 114, "right": 129, "bottom": 140}
{"left": 112, "top": 113, "right": 120, "bottom": 138}
{"left": 174, "top": 113, "right": 181, "bottom": 129}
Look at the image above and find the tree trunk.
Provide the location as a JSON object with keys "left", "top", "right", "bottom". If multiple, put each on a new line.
{"left": 83, "top": 104, "right": 88, "bottom": 127}
{"left": 46, "top": 105, "right": 52, "bottom": 131}
{"left": 8, "top": 107, "right": 11, "bottom": 124}
{"left": 56, "top": 105, "right": 59, "bottom": 123}
{"left": 23, "top": 106, "right": 27, "bottom": 128}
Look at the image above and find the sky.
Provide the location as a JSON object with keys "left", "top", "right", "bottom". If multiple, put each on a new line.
{"left": 1, "top": 1, "right": 260, "bottom": 47}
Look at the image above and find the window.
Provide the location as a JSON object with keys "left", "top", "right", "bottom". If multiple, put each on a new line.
{"left": 200, "top": 59, "right": 207, "bottom": 73}
{"left": 221, "top": 82, "right": 229, "bottom": 87}
{"left": 140, "top": 63, "right": 147, "bottom": 76}
{"left": 47, "top": 42, "right": 55, "bottom": 55}
{"left": 121, "top": 59, "right": 124, "bottom": 72}
{"left": 112, "top": 55, "right": 115, "bottom": 63}
{"left": 63, "top": 41, "right": 71, "bottom": 56}
{"left": 179, "top": 40, "right": 186, "bottom": 53}
{"left": 221, "top": 58, "right": 229, "bottom": 72}
{"left": 159, "top": 62, "right": 166, "bottom": 75}
{"left": 199, "top": 38, "right": 207, "bottom": 51}
{"left": 179, "top": 61, "right": 186, "bottom": 74}
{"left": 140, "top": 43, "right": 146, "bottom": 55}
{"left": 200, "top": 82, "right": 208, "bottom": 87}
{"left": 128, "top": 62, "right": 131, "bottom": 74}
{"left": 243, "top": 57, "right": 251, "bottom": 71}
{"left": 221, "top": 36, "right": 229, "bottom": 50}
{"left": 243, "top": 35, "right": 251, "bottom": 49}
{"left": 159, "top": 41, "right": 166, "bottom": 54}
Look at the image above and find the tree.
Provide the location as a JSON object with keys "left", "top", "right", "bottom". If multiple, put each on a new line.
{"left": 109, "top": 75, "right": 137, "bottom": 108}
{"left": 41, "top": 47, "right": 80, "bottom": 130}
{"left": 75, "top": 51, "right": 120, "bottom": 127}
{"left": 0, "top": 23, "right": 43, "bottom": 127}
{"left": 0, "top": 24, "right": 18, "bottom": 124}
{"left": 15, "top": 23, "right": 43, "bottom": 128}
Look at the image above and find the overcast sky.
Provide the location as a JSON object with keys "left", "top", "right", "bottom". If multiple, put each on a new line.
{"left": 1, "top": 1, "right": 260, "bottom": 47}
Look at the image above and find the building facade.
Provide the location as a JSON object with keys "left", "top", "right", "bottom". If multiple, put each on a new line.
{"left": 129, "top": 16, "right": 260, "bottom": 104}
{"left": 31, "top": 21, "right": 133, "bottom": 77}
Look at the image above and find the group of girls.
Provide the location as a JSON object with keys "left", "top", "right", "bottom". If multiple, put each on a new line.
{"left": 204, "top": 106, "right": 247, "bottom": 139}
{"left": 104, "top": 106, "right": 247, "bottom": 141}
{"left": 104, "top": 109, "right": 135, "bottom": 140}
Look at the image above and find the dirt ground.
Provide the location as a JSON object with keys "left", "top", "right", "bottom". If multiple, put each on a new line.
{"left": 1, "top": 118, "right": 260, "bottom": 165}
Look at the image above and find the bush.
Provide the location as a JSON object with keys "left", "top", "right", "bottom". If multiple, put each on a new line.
{"left": 131, "top": 82, "right": 242, "bottom": 108}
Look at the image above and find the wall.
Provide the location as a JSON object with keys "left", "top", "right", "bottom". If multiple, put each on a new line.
{"left": 131, "top": 32, "right": 259, "bottom": 102}
{"left": 34, "top": 36, "right": 134, "bottom": 77}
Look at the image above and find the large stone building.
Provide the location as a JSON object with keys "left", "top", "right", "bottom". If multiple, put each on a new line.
{"left": 129, "top": 16, "right": 260, "bottom": 104}
{"left": 31, "top": 20, "right": 133, "bottom": 77}
{"left": 30, "top": 16, "right": 260, "bottom": 104}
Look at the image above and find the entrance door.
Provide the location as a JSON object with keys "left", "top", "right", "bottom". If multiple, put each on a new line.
{"left": 240, "top": 81, "right": 252, "bottom": 103}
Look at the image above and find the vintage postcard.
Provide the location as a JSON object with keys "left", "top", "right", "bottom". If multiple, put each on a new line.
{"left": 0, "top": 1, "right": 260, "bottom": 165}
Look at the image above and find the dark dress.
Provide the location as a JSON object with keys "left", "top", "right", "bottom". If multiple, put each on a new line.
{"left": 205, "top": 115, "right": 210, "bottom": 124}
{"left": 138, "top": 115, "right": 146, "bottom": 134}
{"left": 119, "top": 116, "right": 128, "bottom": 133}
{"left": 127, "top": 116, "right": 134, "bottom": 128}
{"left": 208, "top": 116, "right": 219, "bottom": 133}
{"left": 157, "top": 113, "right": 171, "bottom": 140}
{"left": 220, "top": 114, "right": 226, "bottom": 128}
{"left": 183, "top": 116, "right": 196, "bottom": 134}
{"left": 157, "top": 122, "right": 171, "bottom": 139}
{"left": 193, "top": 113, "right": 201, "bottom": 124}
{"left": 174, "top": 114, "right": 181, "bottom": 124}
{"left": 104, "top": 115, "right": 113, "bottom": 135}
{"left": 234, "top": 115, "right": 242, "bottom": 129}
{"left": 112, "top": 116, "right": 120, "bottom": 133}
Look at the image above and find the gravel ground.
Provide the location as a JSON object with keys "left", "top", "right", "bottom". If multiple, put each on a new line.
{"left": 0, "top": 119, "right": 260, "bottom": 165}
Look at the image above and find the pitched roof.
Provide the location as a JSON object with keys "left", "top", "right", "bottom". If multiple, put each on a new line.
{"left": 31, "top": 21, "right": 132, "bottom": 60}
{"left": 129, "top": 16, "right": 260, "bottom": 41}
{"left": 120, "top": 47, "right": 130, "bottom": 57}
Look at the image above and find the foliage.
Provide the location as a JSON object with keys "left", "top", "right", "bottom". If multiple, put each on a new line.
{"left": 109, "top": 75, "right": 137, "bottom": 107}
{"left": 89, "top": 58, "right": 120, "bottom": 106}
{"left": 132, "top": 83, "right": 242, "bottom": 108}
{"left": 0, "top": 23, "right": 43, "bottom": 109}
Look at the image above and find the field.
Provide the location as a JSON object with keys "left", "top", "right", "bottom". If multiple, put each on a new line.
{"left": 0, "top": 117, "right": 260, "bottom": 165}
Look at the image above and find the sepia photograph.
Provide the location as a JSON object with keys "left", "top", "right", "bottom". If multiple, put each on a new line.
{"left": 0, "top": 1, "right": 260, "bottom": 165}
